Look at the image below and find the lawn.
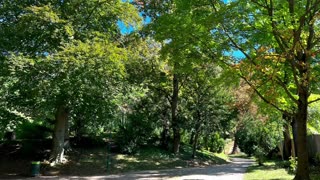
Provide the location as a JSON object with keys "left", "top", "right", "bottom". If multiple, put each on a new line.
{"left": 110, "top": 145, "right": 229, "bottom": 173}
{"left": 41, "top": 145, "right": 229, "bottom": 176}
{"left": 244, "top": 160, "right": 320, "bottom": 180}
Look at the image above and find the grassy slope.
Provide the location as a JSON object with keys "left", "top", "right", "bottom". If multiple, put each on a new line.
{"left": 111, "top": 145, "right": 229, "bottom": 173}
{"left": 44, "top": 145, "right": 229, "bottom": 176}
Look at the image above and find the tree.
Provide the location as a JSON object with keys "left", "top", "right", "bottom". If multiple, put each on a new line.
{"left": 0, "top": 0, "right": 141, "bottom": 163}
{"left": 144, "top": 0, "right": 217, "bottom": 154}
{"left": 180, "top": 63, "right": 235, "bottom": 157}
{"left": 235, "top": 112, "right": 282, "bottom": 165}
{"left": 213, "top": 0, "right": 320, "bottom": 179}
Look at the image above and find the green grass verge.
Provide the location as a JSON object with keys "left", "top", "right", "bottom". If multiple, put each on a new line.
{"left": 228, "top": 152, "right": 251, "bottom": 159}
{"left": 244, "top": 161, "right": 294, "bottom": 180}
{"left": 244, "top": 159, "right": 320, "bottom": 180}
{"left": 46, "top": 145, "right": 229, "bottom": 176}
{"left": 111, "top": 145, "right": 229, "bottom": 173}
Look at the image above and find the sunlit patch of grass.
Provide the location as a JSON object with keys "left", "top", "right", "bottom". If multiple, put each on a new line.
{"left": 245, "top": 160, "right": 320, "bottom": 180}
{"left": 115, "top": 154, "right": 140, "bottom": 162}
{"left": 228, "top": 152, "right": 250, "bottom": 159}
{"left": 110, "top": 145, "right": 229, "bottom": 173}
{"left": 244, "top": 160, "right": 294, "bottom": 180}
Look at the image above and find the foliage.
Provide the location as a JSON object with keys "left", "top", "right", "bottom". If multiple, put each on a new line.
{"left": 208, "top": 133, "right": 225, "bottom": 153}
{"left": 289, "top": 156, "right": 298, "bottom": 174}
{"left": 308, "top": 102, "right": 320, "bottom": 134}
{"left": 314, "top": 153, "right": 320, "bottom": 166}
{"left": 214, "top": 0, "right": 320, "bottom": 177}
{"left": 114, "top": 112, "right": 156, "bottom": 154}
{"left": 254, "top": 147, "right": 266, "bottom": 166}
{"left": 15, "top": 121, "right": 52, "bottom": 140}
{"left": 0, "top": 108, "right": 27, "bottom": 139}
{"left": 236, "top": 113, "right": 282, "bottom": 160}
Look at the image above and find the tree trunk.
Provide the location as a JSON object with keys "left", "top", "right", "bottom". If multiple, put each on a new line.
{"left": 203, "top": 130, "right": 209, "bottom": 150}
{"left": 282, "top": 114, "right": 292, "bottom": 160}
{"left": 189, "top": 131, "right": 195, "bottom": 145}
{"left": 173, "top": 126, "right": 180, "bottom": 153}
{"left": 64, "top": 118, "right": 70, "bottom": 150}
{"left": 50, "top": 105, "right": 68, "bottom": 164}
{"left": 192, "top": 131, "right": 200, "bottom": 159}
{"left": 75, "top": 115, "right": 84, "bottom": 143}
{"left": 192, "top": 110, "right": 202, "bottom": 158}
{"left": 230, "top": 139, "right": 239, "bottom": 154}
{"left": 172, "top": 73, "right": 180, "bottom": 154}
{"left": 160, "top": 114, "right": 170, "bottom": 150}
{"left": 291, "top": 116, "right": 298, "bottom": 157}
{"left": 294, "top": 87, "right": 309, "bottom": 179}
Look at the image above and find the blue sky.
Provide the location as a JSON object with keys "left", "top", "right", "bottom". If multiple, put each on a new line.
{"left": 118, "top": 13, "right": 151, "bottom": 34}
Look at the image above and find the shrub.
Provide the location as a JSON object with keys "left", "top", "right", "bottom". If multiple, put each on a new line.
{"left": 254, "top": 146, "right": 266, "bottom": 166}
{"left": 289, "top": 156, "right": 297, "bottom": 173}
{"left": 314, "top": 152, "right": 320, "bottom": 165}
{"left": 114, "top": 113, "right": 155, "bottom": 154}
{"left": 209, "top": 133, "right": 225, "bottom": 153}
{"left": 15, "top": 121, "right": 52, "bottom": 139}
{"left": 235, "top": 114, "right": 281, "bottom": 162}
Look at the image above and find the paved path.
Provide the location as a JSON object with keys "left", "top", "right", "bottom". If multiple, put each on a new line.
{"left": 30, "top": 158, "right": 254, "bottom": 180}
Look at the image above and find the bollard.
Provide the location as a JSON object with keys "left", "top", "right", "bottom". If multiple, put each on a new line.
{"left": 31, "top": 161, "right": 40, "bottom": 176}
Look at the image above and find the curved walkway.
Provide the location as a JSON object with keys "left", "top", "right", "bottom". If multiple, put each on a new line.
{"left": 34, "top": 157, "right": 254, "bottom": 180}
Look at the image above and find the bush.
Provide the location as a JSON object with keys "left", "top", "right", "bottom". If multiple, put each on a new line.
{"left": 289, "top": 156, "right": 297, "bottom": 173}
{"left": 235, "top": 114, "right": 281, "bottom": 161}
{"left": 114, "top": 113, "right": 155, "bottom": 154}
{"left": 15, "top": 121, "right": 52, "bottom": 139}
{"left": 209, "top": 133, "right": 225, "bottom": 153}
{"left": 314, "top": 152, "right": 320, "bottom": 165}
{"left": 254, "top": 146, "right": 266, "bottom": 166}
{"left": 71, "top": 135, "right": 106, "bottom": 148}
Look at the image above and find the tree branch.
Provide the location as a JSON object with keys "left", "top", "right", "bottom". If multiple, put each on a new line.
{"left": 239, "top": 73, "right": 292, "bottom": 116}
{"left": 308, "top": 98, "right": 320, "bottom": 104}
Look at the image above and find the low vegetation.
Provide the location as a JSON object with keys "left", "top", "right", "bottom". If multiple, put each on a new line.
{"left": 244, "top": 160, "right": 320, "bottom": 180}
{"left": 43, "top": 145, "right": 229, "bottom": 176}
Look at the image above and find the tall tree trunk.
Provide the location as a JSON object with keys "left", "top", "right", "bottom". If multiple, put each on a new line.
{"left": 192, "top": 110, "right": 202, "bottom": 158}
{"left": 192, "top": 131, "right": 200, "bottom": 159}
{"left": 203, "top": 129, "right": 209, "bottom": 150}
{"left": 64, "top": 118, "right": 70, "bottom": 150}
{"left": 189, "top": 131, "right": 195, "bottom": 145}
{"left": 172, "top": 73, "right": 180, "bottom": 154}
{"left": 160, "top": 112, "right": 170, "bottom": 150}
{"left": 291, "top": 116, "right": 298, "bottom": 157}
{"left": 75, "top": 115, "right": 84, "bottom": 143}
{"left": 294, "top": 95, "right": 309, "bottom": 180}
{"left": 230, "top": 139, "right": 239, "bottom": 154}
{"left": 50, "top": 105, "right": 68, "bottom": 164}
{"left": 282, "top": 114, "right": 292, "bottom": 160}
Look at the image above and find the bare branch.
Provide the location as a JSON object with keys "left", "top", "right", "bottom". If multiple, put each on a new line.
{"left": 308, "top": 98, "right": 320, "bottom": 104}
{"left": 275, "top": 76, "right": 299, "bottom": 104}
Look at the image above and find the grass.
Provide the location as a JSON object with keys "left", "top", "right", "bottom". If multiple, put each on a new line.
{"left": 244, "top": 160, "right": 294, "bottom": 180}
{"left": 42, "top": 144, "right": 229, "bottom": 176}
{"left": 111, "top": 145, "right": 229, "bottom": 173}
{"left": 229, "top": 152, "right": 251, "bottom": 159}
{"left": 244, "top": 159, "right": 320, "bottom": 180}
